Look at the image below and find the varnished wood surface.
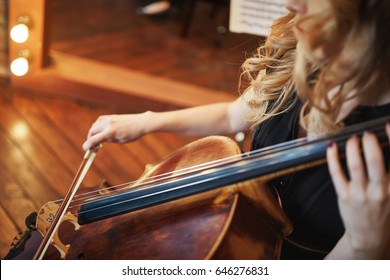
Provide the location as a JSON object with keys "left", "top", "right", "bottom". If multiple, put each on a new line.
{"left": 50, "top": 0, "right": 262, "bottom": 94}
{"left": 0, "top": 86, "right": 198, "bottom": 258}
{"left": 0, "top": 0, "right": 260, "bottom": 258}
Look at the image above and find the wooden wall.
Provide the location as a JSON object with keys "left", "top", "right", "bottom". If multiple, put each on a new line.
{"left": 0, "top": 0, "right": 8, "bottom": 77}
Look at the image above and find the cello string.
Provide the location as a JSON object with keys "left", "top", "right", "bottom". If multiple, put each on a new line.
{"left": 75, "top": 137, "right": 330, "bottom": 219}
{"left": 75, "top": 137, "right": 307, "bottom": 201}
{"left": 41, "top": 114, "right": 390, "bottom": 218}
{"left": 54, "top": 136, "right": 309, "bottom": 212}
{"left": 73, "top": 117, "right": 389, "bottom": 219}
{"left": 53, "top": 152, "right": 244, "bottom": 204}
{"left": 40, "top": 137, "right": 308, "bottom": 217}
{"left": 61, "top": 137, "right": 312, "bottom": 218}
{"left": 60, "top": 151, "right": 248, "bottom": 212}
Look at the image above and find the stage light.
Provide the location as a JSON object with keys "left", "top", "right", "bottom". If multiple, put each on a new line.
{"left": 10, "top": 50, "right": 30, "bottom": 77}
{"left": 10, "top": 16, "right": 31, "bottom": 44}
{"left": 11, "top": 121, "right": 29, "bottom": 139}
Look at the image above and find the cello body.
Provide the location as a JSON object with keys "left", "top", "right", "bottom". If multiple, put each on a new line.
{"left": 6, "top": 116, "right": 390, "bottom": 260}
{"left": 6, "top": 136, "right": 292, "bottom": 260}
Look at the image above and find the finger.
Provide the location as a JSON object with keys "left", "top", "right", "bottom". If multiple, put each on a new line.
{"left": 87, "top": 121, "right": 106, "bottom": 138}
{"left": 327, "top": 141, "right": 349, "bottom": 198}
{"left": 345, "top": 135, "right": 367, "bottom": 190}
{"left": 83, "top": 131, "right": 109, "bottom": 151}
{"left": 387, "top": 121, "right": 390, "bottom": 157}
{"left": 87, "top": 116, "right": 110, "bottom": 138}
{"left": 386, "top": 122, "right": 390, "bottom": 193}
{"left": 362, "top": 132, "right": 386, "bottom": 188}
{"left": 83, "top": 138, "right": 97, "bottom": 151}
{"left": 82, "top": 140, "right": 91, "bottom": 151}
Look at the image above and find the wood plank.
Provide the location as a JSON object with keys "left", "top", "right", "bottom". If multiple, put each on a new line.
{"left": 0, "top": 205, "right": 20, "bottom": 259}
{"left": 11, "top": 51, "right": 236, "bottom": 111}
{"left": 11, "top": 93, "right": 105, "bottom": 187}
{"left": 0, "top": 125, "right": 61, "bottom": 202}
{"left": 53, "top": 30, "right": 138, "bottom": 60}
{"left": 0, "top": 99, "right": 76, "bottom": 196}
{"left": 31, "top": 92, "right": 199, "bottom": 184}
{"left": 12, "top": 73, "right": 176, "bottom": 113}
{"left": 31, "top": 96, "right": 136, "bottom": 186}
{"left": 0, "top": 165, "right": 38, "bottom": 233}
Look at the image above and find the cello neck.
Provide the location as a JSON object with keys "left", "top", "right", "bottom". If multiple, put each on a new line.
{"left": 77, "top": 115, "right": 390, "bottom": 225}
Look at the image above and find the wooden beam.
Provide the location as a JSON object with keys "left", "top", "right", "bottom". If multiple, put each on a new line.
{"left": 12, "top": 51, "right": 236, "bottom": 111}
{"left": 8, "top": 0, "right": 50, "bottom": 72}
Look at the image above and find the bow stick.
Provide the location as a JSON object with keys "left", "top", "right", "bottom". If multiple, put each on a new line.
{"left": 33, "top": 144, "right": 102, "bottom": 260}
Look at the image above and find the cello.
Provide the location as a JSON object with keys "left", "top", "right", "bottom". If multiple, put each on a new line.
{"left": 4, "top": 115, "right": 390, "bottom": 260}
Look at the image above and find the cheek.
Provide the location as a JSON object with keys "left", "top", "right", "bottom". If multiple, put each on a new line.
{"left": 307, "top": 0, "right": 331, "bottom": 15}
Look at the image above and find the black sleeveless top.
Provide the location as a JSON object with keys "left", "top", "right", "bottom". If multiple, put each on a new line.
{"left": 251, "top": 101, "right": 390, "bottom": 259}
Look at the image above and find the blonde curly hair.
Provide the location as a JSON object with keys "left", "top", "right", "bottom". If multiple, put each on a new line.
{"left": 241, "top": 12, "right": 301, "bottom": 128}
{"left": 243, "top": 0, "right": 390, "bottom": 135}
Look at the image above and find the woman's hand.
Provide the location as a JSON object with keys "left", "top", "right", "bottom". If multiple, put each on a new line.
{"left": 326, "top": 123, "right": 390, "bottom": 258}
{"left": 83, "top": 111, "right": 152, "bottom": 150}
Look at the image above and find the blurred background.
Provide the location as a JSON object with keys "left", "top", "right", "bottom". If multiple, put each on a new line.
{"left": 0, "top": 0, "right": 265, "bottom": 258}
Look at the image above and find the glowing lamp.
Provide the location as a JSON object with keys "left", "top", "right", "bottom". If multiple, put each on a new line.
{"left": 10, "top": 16, "right": 31, "bottom": 44}
{"left": 10, "top": 50, "right": 31, "bottom": 76}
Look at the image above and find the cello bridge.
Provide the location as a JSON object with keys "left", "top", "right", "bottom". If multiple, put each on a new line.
{"left": 36, "top": 201, "right": 80, "bottom": 259}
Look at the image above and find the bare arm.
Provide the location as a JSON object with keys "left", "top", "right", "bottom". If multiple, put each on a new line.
{"left": 147, "top": 92, "right": 253, "bottom": 136}
{"left": 83, "top": 90, "right": 254, "bottom": 150}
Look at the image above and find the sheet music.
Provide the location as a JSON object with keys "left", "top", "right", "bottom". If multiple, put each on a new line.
{"left": 229, "top": 0, "right": 287, "bottom": 37}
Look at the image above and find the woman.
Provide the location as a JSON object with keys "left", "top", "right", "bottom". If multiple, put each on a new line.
{"left": 83, "top": 0, "right": 390, "bottom": 259}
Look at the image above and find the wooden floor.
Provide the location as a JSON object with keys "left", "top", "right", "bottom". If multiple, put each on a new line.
{"left": 0, "top": 85, "right": 200, "bottom": 259}
{"left": 49, "top": 0, "right": 262, "bottom": 94}
{"left": 0, "top": 0, "right": 260, "bottom": 258}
